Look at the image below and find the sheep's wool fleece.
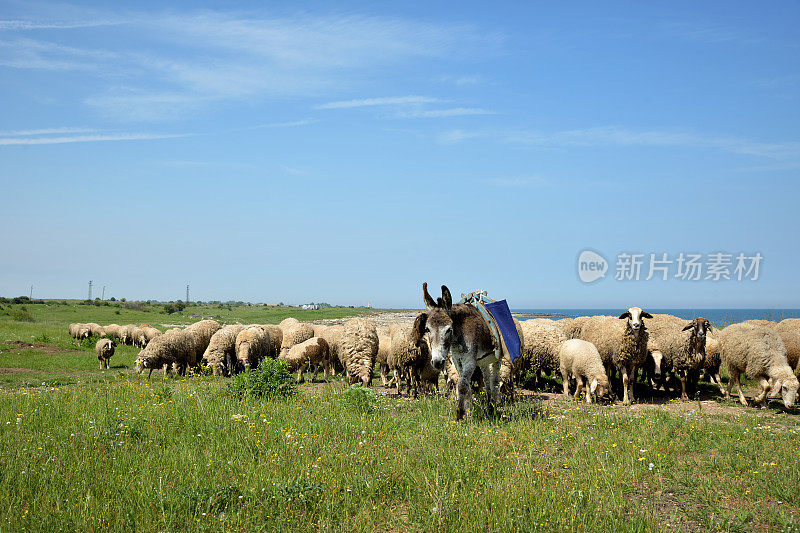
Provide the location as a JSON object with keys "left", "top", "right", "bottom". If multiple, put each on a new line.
{"left": 559, "top": 339, "right": 607, "bottom": 384}
{"left": 260, "top": 324, "right": 283, "bottom": 358}
{"left": 281, "top": 321, "right": 314, "bottom": 353}
{"left": 719, "top": 323, "right": 789, "bottom": 379}
{"left": 340, "top": 318, "right": 378, "bottom": 385}
{"left": 96, "top": 339, "right": 115, "bottom": 358}
{"left": 236, "top": 326, "right": 272, "bottom": 367}
{"left": 579, "top": 317, "right": 648, "bottom": 369}
{"left": 519, "top": 320, "right": 565, "bottom": 372}
{"left": 203, "top": 325, "right": 245, "bottom": 367}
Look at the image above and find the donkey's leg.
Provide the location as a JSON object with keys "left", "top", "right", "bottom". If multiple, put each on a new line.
{"left": 456, "top": 361, "right": 475, "bottom": 421}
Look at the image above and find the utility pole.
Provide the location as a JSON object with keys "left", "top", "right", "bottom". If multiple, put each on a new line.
{"left": 102, "top": 285, "right": 106, "bottom": 300}
{"left": 186, "top": 285, "right": 190, "bottom": 304}
{"left": 88, "top": 280, "right": 93, "bottom": 301}
{"left": 29, "top": 285, "right": 33, "bottom": 299}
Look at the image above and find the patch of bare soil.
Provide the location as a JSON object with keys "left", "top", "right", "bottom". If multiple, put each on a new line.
{"left": 630, "top": 481, "right": 703, "bottom": 532}
{"left": 0, "top": 368, "right": 34, "bottom": 374}
{"left": 311, "top": 312, "right": 419, "bottom": 327}
{"left": 0, "top": 340, "right": 82, "bottom": 356}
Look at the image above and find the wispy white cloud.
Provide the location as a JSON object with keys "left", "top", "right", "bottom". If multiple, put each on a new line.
{"left": 281, "top": 166, "right": 311, "bottom": 176}
{"left": 0, "top": 132, "right": 188, "bottom": 146}
{"left": 315, "top": 96, "right": 440, "bottom": 110}
{"left": 1, "top": 8, "right": 496, "bottom": 120}
{"left": 661, "top": 21, "right": 762, "bottom": 45}
{"left": 436, "top": 74, "right": 484, "bottom": 86}
{"left": 0, "top": 126, "right": 97, "bottom": 136}
{"left": 397, "top": 107, "right": 494, "bottom": 118}
{"left": 249, "top": 119, "right": 316, "bottom": 129}
{"left": 440, "top": 125, "right": 800, "bottom": 160}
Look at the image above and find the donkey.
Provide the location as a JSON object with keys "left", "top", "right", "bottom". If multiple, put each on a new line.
{"left": 424, "top": 283, "right": 501, "bottom": 421}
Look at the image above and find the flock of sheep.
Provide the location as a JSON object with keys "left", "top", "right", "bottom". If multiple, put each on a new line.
{"left": 68, "top": 311, "right": 800, "bottom": 410}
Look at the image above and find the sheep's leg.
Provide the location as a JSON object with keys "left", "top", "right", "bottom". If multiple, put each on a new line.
{"left": 732, "top": 374, "right": 747, "bottom": 406}
{"left": 574, "top": 376, "right": 585, "bottom": 401}
{"left": 621, "top": 367, "right": 631, "bottom": 405}
{"left": 768, "top": 378, "right": 782, "bottom": 399}
{"left": 712, "top": 372, "right": 725, "bottom": 395}
{"left": 561, "top": 369, "right": 571, "bottom": 398}
{"left": 679, "top": 371, "right": 689, "bottom": 401}
{"left": 754, "top": 378, "right": 771, "bottom": 405}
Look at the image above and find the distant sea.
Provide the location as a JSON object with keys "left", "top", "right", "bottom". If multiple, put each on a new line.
{"left": 513, "top": 309, "right": 800, "bottom": 326}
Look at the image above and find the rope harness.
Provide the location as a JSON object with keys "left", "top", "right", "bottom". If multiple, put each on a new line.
{"left": 459, "top": 290, "right": 503, "bottom": 367}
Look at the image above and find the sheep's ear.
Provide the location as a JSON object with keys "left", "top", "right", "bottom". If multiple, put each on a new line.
{"left": 618, "top": 311, "right": 631, "bottom": 320}
{"left": 682, "top": 322, "right": 695, "bottom": 331}
{"left": 706, "top": 322, "right": 713, "bottom": 331}
{"left": 423, "top": 283, "right": 437, "bottom": 310}
{"left": 412, "top": 313, "right": 428, "bottom": 345}
{"left": 441, "top": 285, "right": 453, "bottom": 311}
{"left": 641, "top": 311, "right": 653, "bottom": 319}
{"left": 590, "top": 379, "right": 598, "bottom": 394}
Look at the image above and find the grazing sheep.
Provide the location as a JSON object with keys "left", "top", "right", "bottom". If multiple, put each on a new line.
{"left": 279, "top": 337, "right": 330, "bottom": 383}
{"left": 649, "top": 318, "right": 711, "bottom": 400}
{"left": 235, "top": 326, "right": 272, "bottom": 371}
{"left": 554, "top": 317, "right": 575, "bottom": 336}
{"left": 103, "top": 324, "right": 122, "bottom": 342}
{"left": 78, "top": 325, "right": 91, "bottom": 340}
{"left": 280, "top": 319, "right": 314, "bottom": 356}
{"left": 260, "top": 324, "right": 283, "bottom": 359}
{"left": 201, "top": 325, "right": 245, "bottom": 376}
{"left": 339, "top": 318, "right": 378, "bottom": 386}
{"left": 130, "top": 326, "right": 146, "bottom": 348}
{"left": 312, "top": 324, "right": 329, "bottom": 337}
{"left": 320, "top": 325, "right": 344, "bottom": 375}
{"left": 135, "top": 329, "right": 196, "bottom": 378}
{"left": 702, "top": 335, "right": 724, "bottom": 394}
{"left": 185, "top": 320, "right": 221, "bottom": 364}
{"left": 643, "top": 315, "right": 684, "bottom": 390}
{"left": 577, "top": 308, "right": 652, "bottom": 405}
{"left": 86, "top": 323, "right": 105, "bottom": 338}
{"left": 558, "top": 339, "right": 610, "bottom": 403}
{"left": 719, "top": 323, "right": 798, "bottom": 408}
{"left": 515, "top": 320, "right": 565, "bottom": 388}
{"left": 443, "top": 354, "right": 460, "bottom": 393}
{"left": 119, "top": 325, "right": 135, "bottom": 345}
{"left": 377, "top": 333, "right": 392, "bottom": 386}
{"left": 68, "top": 323, "right": 83, "bottom": 339}
{"left": 387, "top": 314, "right": 430, "bottom": 397}
{"left": 142, "top": 326, "right": 162, "bottom": 345}
{"left": 95, "top": 338, "right": 115, "bottom": 369}
{"left": 775, "top": 322, "right": 800, "bottom": 376}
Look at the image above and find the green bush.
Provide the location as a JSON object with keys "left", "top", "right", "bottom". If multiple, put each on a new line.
{"left": 33, "top": 333, "right": 50, "bottom": 343}
{"left": 9, "top": 309, "right": 34, "bottom": 322}
{"left": 341, "top": 384, "right": 377, "bottom": 414}
{"left": 226, "top": 359, "right": 296, "bottom": 400}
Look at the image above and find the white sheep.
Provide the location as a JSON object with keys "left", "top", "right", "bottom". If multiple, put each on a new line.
{"left": 279, "top": 337, "right": 330, "bottom": 383}
{"left": 339, "top": 318, "right": 378, "bottom": 386}
{"left": 558, "top": 339, "right": 610, "bottom": 403}
{"left": 235, "top": 326, "right": 272, "bottom": 371}
{"left": 387, "top": 314, "right": 429, "bottom": 397}
{"left": 95, "top": 338, "right": 115, "bottom": 369}
{"left": 719, "top": 323, "right": 798, "bottom": 408}
{"left": 577, "top": 307, "right": 652, "bottom": 405}
{"left": 201, "top": 324, "right": 245, "bottom": 376}
{"left": 647, "top": 317, "right": 711, "bottom": 400}
{"left": 280, "top": 319, "right": 314, "bottom": 356}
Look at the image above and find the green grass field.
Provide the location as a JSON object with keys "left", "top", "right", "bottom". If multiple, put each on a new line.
{"left": 0, "top": 301, "right": 798, "bottom": 532}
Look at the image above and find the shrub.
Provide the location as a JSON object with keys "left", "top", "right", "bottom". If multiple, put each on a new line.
{"left": 341, "top": 384, "right": 377, "bottom": 414}
{"left": 123, "top": 301, "right": 145, "bottom": 311}
{"left": 79, "top": 336, "right": 100, "bottom": 349}
{"left": 33, "top": 334, "right": 50, "bottom": 343}
{"left": 226, "top": 359, "right": 296, "bottom": 400}
{"left": 10, "top": 309, "right": 34, "bottom": 322}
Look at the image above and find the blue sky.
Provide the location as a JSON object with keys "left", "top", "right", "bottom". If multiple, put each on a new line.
{"left": 1, "top": 0, "right": 798, "bottom": 308}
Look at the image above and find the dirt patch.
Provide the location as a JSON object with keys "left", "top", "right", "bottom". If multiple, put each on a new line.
{"left": 629, "top": 481, "right": 703, "bottom": 532}
{"left": 0, "top": 368, "right": 34, "bottom": 374}
{"left": 0, "top": 340, "right": 82, "bottom": 356}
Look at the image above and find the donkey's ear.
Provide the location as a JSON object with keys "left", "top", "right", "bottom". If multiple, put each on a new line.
{"left": 423, "top": 282, "right": 437, "bottom": 310}
{"left": 682, "top": 322, "right": 695, "bottom": 331}
{"left": 441, "top": 285, "right": 453, "bottom": 311}
{"left": 412, "top": 313, "right": 428, "bottom": 345}
{"left": 641, "top": 311, "right": 653, "bottom": 319}
{"left": 619, "top": 311, "right": 632, "bottom": 320}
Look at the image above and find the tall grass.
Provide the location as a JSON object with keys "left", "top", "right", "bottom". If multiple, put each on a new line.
{"left": 0, "top": 378, "right": 797, "bottom": 531}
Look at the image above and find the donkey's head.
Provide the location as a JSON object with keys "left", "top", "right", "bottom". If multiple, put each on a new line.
{"left": 618, "top": 307, "right": 652, "bottom": 332}
{"left": 422, "top": 282, "right": 453, "bottom": 371}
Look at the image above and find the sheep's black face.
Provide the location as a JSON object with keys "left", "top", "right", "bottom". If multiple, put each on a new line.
{"left": 422, "top": 282, "right": 454, "bottom": 371}
{"left": 683, "top": 318, "right": 711, "bottom": 339}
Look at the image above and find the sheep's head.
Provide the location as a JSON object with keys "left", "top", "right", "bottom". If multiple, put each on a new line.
{"left": 589, "top": 376, "right": 610, "bottom": 403}
{"left": 79, "top": 327, "right": 91, "bottom": 339}
{"left": 423, "top": 283, "right": 453, "bottom": 372}
{"left": 619, "top": 307, "right": 652, "bottom": 332}
{"left": 780, "top": 376, "right": 799, "bottom": 409}
{"left": 647, "top": 349, "right": 664, "bottom": 381}
{"left": 682, "top": 317, "right": 711, "bottom": 340}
